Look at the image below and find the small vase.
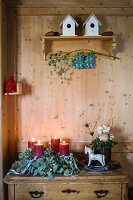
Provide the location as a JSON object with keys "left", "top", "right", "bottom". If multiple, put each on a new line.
{"left": 94, "top": 148, "right": 111, "bottom": 164}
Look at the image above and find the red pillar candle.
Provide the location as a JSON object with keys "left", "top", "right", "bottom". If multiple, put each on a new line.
{"left": 51, "top": 136, "right": 60, "bottom": 153}
{"left": 34, "top": 140, "right": 44, "bottom": 158}
{"left": 28, "top": 138, "right": 37, "bottom": 148}
{"left": 60, "top": 141, "right": 69, "bottom": 156}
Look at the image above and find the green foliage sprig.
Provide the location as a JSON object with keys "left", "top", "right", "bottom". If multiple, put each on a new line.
{"left": 48, "top": 49, "right": 120, "bottom": 83}
{"left": 12, "top": 147, "right": 79, "bottom": 179}
{"left": 89, "top": 137, "right": 118, "bottom": 150}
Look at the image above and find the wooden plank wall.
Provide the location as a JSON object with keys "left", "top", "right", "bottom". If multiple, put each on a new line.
{"left": 7, "top": 0, "right": 133, "bottom": 186}
{"left": 0, "top": 1, "right": 8, "bottom": 200}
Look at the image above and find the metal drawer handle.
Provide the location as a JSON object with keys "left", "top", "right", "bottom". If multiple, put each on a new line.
{"left": 29, "top": 191, "right": 44, "bottom": 198}
{"left": 94, "top": 190, "right": 109, "bottom": 198}
{"left": 61, "top": 189, "right": 80, "bottom": 193}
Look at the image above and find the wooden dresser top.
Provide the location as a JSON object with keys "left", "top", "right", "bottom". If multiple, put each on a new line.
{"left": 4, "top": 169, "right": 130, "bottom": 185}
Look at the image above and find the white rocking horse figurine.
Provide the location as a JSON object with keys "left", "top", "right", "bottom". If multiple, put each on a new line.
{"left": 84, "top": 146, "right": 105, "bottom": 167}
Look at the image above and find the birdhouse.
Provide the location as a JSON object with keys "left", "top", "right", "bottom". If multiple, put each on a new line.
{"left": 60, "top": 14, "right": 79, "bottom": 36}
{"left": 83, "top": 13, "right": 102, "bottom": 36}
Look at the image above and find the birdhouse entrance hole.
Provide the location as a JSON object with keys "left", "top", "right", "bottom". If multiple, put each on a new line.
{"left": 67, "top": 24, "right": 71, "bottom": 28}
{"left": 90, "top": 23, "right": 95, "bottom": 28}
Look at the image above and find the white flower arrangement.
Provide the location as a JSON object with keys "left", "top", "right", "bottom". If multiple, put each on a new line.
{"left": 85, "top": 123, "right": 118, "bottom": 150}
{"left": 97, "top": 125, "right": 114, "bottom": 142}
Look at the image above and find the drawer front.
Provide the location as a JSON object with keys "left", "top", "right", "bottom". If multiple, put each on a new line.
{"left": 15, "top": 184, "right": 46, "bottom": 200}
{"left": 46, "top": 183, "right": 121, "bottom": 200}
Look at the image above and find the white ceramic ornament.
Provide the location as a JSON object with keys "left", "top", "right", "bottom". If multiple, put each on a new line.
{"left": 84, "top": 146, "right": 105, "bottom": 167}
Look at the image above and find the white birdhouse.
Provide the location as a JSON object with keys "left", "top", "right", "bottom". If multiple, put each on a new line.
{"left": 83, "top": 13, "right": 102, "bottom": 36}
{"left": 60, "top": 14, "right": 79, "bottom": 36}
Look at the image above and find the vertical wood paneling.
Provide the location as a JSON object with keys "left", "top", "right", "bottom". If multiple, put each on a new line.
{"left": 0, "top": 2, "right": 3, "bottom": 199}
{"left": 0, "top": 1, "right": 8, "bottom": 200}
{"left": 7, "top": 9, "right": 18, "bottom": 164}
{"left": 6, "top": 5, "right": 133, "bottom": 187}
{"left": 15, "top": 15, "right": 133, "bottom": 143}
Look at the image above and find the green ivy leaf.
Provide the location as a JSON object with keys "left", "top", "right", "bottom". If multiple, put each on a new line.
{"left": 18, "top": 153, "right": 24, "bottom": 159}
{"left": 38, "top": 166, "right": 44, "bottom": 173}
{"left": 32, "top": 162, "right": 39, "bottom": 168}
{"left": 11, "top": 147, "right": 79, "bottom": 179}
{"left": 53, "top": 164, "right": 58, "bottom": 172}
{"left": 64, "top": 169, "right": 70, "bottom": 175}
{"left": 47, "top": 172, "right": 54, "bottom": 179}
{"left": 57, "top": 168, "right": 63, "bottom": 174}
{"left": 28, "top": 148, "right": 32, "bottom": 152}
{"left": 33, "top": 169, "right": 38, "bottom": 176}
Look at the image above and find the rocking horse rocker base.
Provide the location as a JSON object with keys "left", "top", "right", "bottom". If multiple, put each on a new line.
{"left": 84, "top": 165, "right": 109, "bottom": 172}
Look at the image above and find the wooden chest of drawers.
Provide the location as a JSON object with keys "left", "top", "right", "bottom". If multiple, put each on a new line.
{"left": 4, "top": 169, "right": 129, "bottom": 200}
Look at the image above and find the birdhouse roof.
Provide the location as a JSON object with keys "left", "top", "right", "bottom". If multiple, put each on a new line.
{"left": 60, "top": 14, "right": 79, "bottom": 27}
{"left": 83, "top": 13, "right": 102, "bottom": 27}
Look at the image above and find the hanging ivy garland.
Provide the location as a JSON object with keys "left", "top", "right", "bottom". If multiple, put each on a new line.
{"left": 48, "top": 49, "right": 119, "bottom": 83}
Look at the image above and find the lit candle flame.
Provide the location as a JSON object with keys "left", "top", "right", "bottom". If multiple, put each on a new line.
{"left": 54, "top": 136, "right": 56, "bottom": 139}
{"left": 32, "top": 138, "right": 35, "bottom": 142}
{"left": 38, "top": 140, "right": 40, "bottom": 144}
{"left": 63, "top": 141, "right": 65, "bottom": 144}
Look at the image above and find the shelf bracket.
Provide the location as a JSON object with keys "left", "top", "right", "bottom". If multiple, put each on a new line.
{"left": 41, "top": 38, "right": 46, "bottom": 60}
{"left": 112, "top": 37, "right": 117, "bottom": 55}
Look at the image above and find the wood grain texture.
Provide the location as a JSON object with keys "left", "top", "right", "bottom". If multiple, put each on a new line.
{"left": 46, "top": 183, "right": 121, "bottom": 199}
{"left": 6, "top": 0, "right": 133, "bottom": 8}
{"left": 4, "top": 169, "right": 129, "bottom": 184}
{"left": 14, "top": 15, "right": 133, "bottom": 145}
{"left": 7, "top": 8, "right": 18, "bottom": 166}
{"left": 122, "top": 183, "right": 128, "bottom": 200}
{"left": 8, "top": 7, "right": 133, "bottom": 16}
{"left": 4, "top": 170, "right": 129, "bottom": 200}
{"left": 0, "top": 1, "right": 8, "bottom": 200}
{"left": 6, "top": 2, "right": 133, "bottom": 189}
{"left": 8, "top": 184, "right": 15, "bottom": 200}
{"left": 0, "top": 2, "right": 3, "bottom": 199}
{"left": 15, "top": 184, "right": 46, "bottom": 200}
{"left": 41, "top": 36, "right": 116, "bottom": 60}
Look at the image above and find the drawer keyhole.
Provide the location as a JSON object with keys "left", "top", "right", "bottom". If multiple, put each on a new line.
{"left": 29, "top": 191, "right": 44, "bottom": 198}
{"left": 94, "top": 190, "right": 109, "bottom": 198}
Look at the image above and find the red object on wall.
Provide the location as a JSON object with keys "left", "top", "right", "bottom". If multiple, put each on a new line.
{"left": 60, "top": 141, "right": 69, "bottom": 156}
{"left": 5, "top": 76, "right": 17, "bottom": 99}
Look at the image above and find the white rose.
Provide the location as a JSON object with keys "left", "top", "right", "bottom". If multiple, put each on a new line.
{"left": 99, "top": 133, "right": 108, "bottom": 142}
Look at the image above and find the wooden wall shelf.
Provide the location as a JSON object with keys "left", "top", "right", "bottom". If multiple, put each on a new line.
{"left": 4, "top": 83, "right": 22, "bottom": 96}
{"left": 40, "top": 36, "right": 117, "bottom": 60}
